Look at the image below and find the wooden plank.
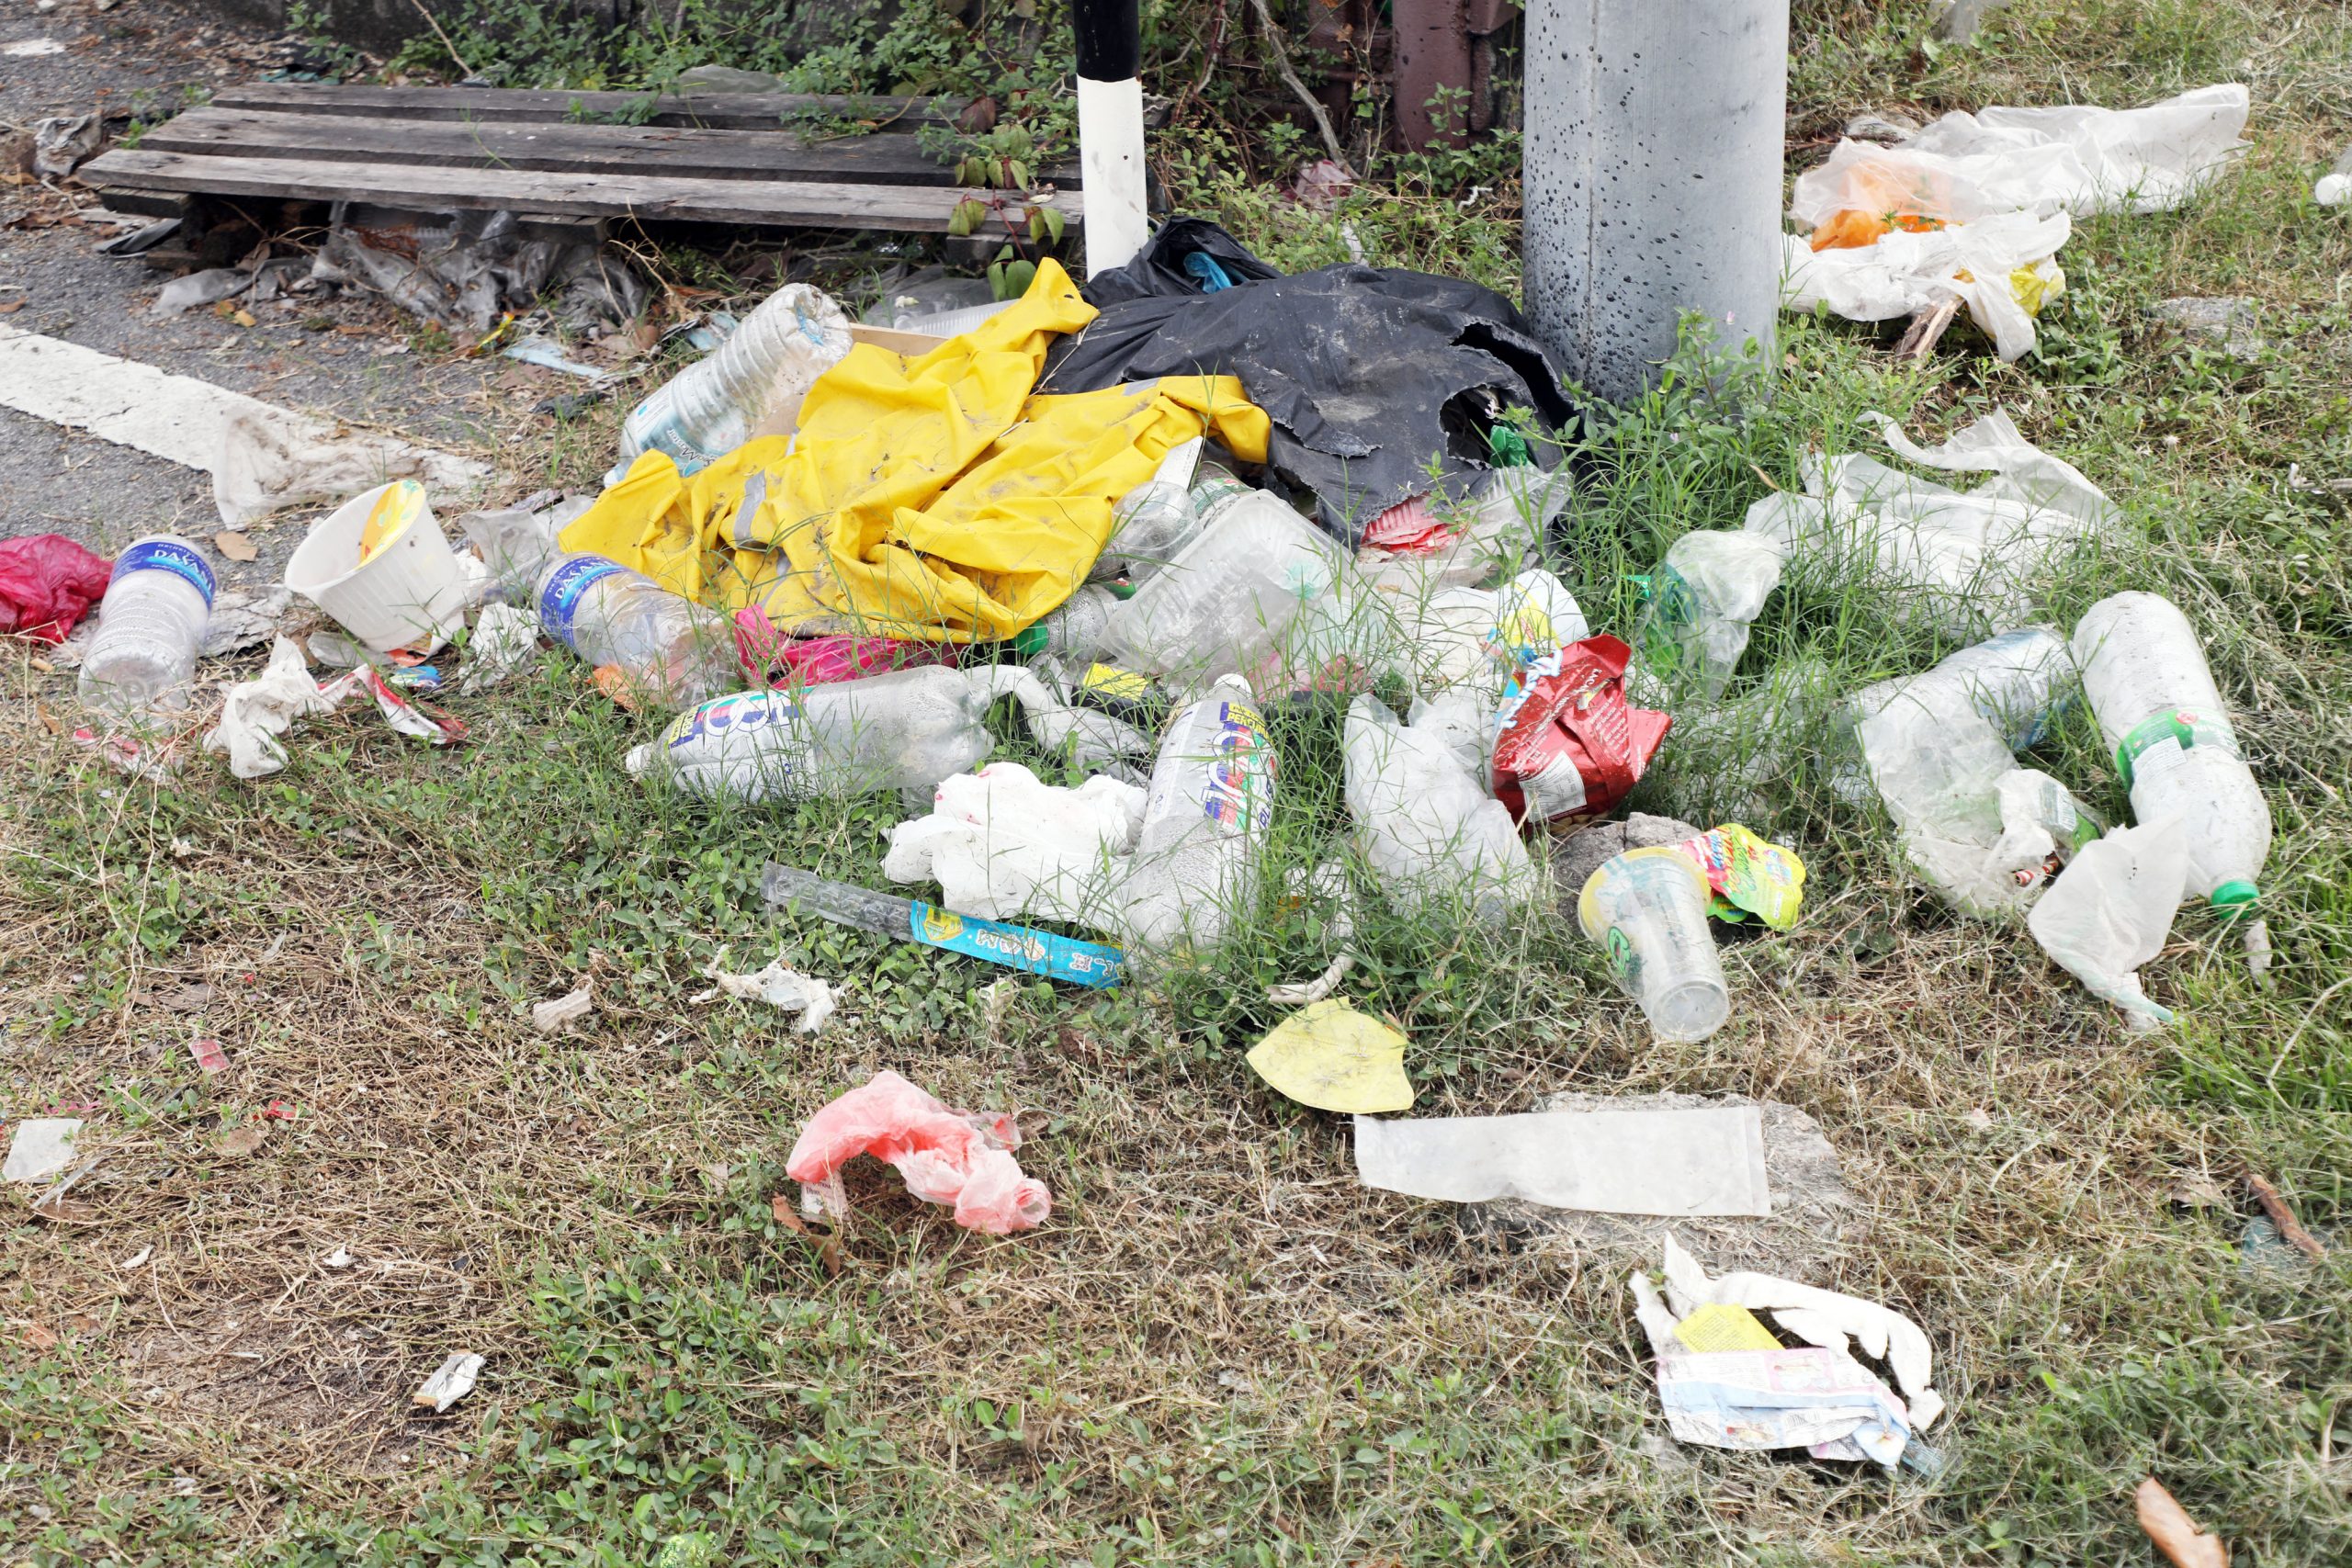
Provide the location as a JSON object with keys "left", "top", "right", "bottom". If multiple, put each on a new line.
{"left": 209, "top": 81, "right": 967, "bottom": 132}
{"left": 140, "top": 107, "right": 1080, "bottom": 191}
{"left": 79, "top": 148, "right": 1084, "bottom": 233}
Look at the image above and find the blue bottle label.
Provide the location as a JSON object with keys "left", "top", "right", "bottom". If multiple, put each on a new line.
{"left": 537, "top": 556, "right": 629, "bottom": 650}
{"left": 659, "top": 689, "right": 797, "bottom": 753}
{"left": 111, "top": 539, "right": 217, "bottom": 609}
{"left": 907, "top": 902, "right": 1125, "bottom": 988}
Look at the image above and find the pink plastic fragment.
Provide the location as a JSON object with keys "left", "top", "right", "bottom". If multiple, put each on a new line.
{"left": 785, "top": 1069, "right": 1050, "bottom": 1235}
{"left": 732, "top": 606, "right": 954, "bottom": 690}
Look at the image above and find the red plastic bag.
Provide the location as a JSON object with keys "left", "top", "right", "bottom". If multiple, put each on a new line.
{"left": 1492, "top": 634, "right": 1672, "bottom": 825}
{"left": 786, "top": 1069, "right": 1050, "bottom": 1235}
{"left": 0, "top": 535, "right": 112, "bottom": 645}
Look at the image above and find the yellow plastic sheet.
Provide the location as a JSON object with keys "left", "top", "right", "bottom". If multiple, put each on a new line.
{"left": 557, "top": 259, "right": 1271, "bottom": 643}
{"left": 1246, "top": 999, "right": 1416, "bottom": 1114}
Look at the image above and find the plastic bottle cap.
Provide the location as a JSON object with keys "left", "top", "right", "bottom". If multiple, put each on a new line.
{"left": 1012, "top": 624, "right": 1051, "bottom": 657}
{"left": 2211, "top": 880, "right": 2259, "bottom": 911}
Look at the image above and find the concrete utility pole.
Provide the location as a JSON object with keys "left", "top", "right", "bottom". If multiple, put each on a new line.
{"left": 1072, "top": 0, "right": 1152, "bottom": 276}
{"left": 1521, "top": 2, "right": 1789, "bottom": 403}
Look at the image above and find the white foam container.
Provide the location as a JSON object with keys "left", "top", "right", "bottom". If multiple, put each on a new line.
{"left": 285, "top": 482, "right": 471, "bottom": 654}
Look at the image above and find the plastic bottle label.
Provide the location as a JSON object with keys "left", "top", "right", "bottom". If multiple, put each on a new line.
{"left": 659, "top": 690, "right": 798, "bottom": 753}
{"left": 2114, "top": 708, "right": 2241, "bottom": 790}
{"left": 908, "top": 902, "right": 1125, "bottom": 988}
{"left": 623, "top": 383, "right": 729, "bottom": 476}
{"left": 1201, "top": 699, "right": 1275, "bottom": 832}
{"left": 110, "top": 539, "right": 217, "bottom": 609}
{"left": 537, "top": 556, "right": 630, "bottom": 650}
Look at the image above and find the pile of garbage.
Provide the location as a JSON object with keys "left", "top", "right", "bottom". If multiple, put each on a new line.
{"left": 32, "top": 199, "right": 2283, "bottom": 1481}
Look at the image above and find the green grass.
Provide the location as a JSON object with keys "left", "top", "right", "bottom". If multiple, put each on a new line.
{"left": 6, "top": 1, "right": 2352, "bottom": 1564}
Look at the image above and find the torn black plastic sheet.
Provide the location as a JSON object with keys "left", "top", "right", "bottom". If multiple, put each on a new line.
{"left": 1041, "top": 219, "right": 1576, "bottom": 543}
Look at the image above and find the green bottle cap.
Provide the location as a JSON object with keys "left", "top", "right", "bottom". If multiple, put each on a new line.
{"left": 2211, "top": 880, "right": 2258, "bottom": 910}
{"left": 1012, "top": 624, "right": 1050, "bottom": 658}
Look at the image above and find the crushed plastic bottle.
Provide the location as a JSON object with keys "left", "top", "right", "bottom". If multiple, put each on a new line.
{"left": 1091, "top": 479, "right": 1201, "bottom": 584}
{"left": 535, "top": 553, "right": 740, "bottom": 709}
{"left": 1103, "top": 480, "right": 1349, "bottom": 693}
{"left": 77, "top": 536, "right": 217, "bottom": 717}
{"left": 1343, "top": 694, "right": 1532, "bottom": 923}
{"left": 611, "top": 283, "right": 852, "bottom": 480}
{"left": 2072, "top": 591, "right": 2272, "bottom": 972}
{"left": 628, "top": 665, "right": 1148, "bottom": 805}
{"left": 1013, "top": 583, "right": 1125, "bottom": 663}
{"left": 1634, "top": 529, "right": 1787, "bottom": 698}
{"left": 1577, "top": 848, "right": 1732, "bottom": 1043}
{"left": 627, "top": 666, "right": 1000, "bottom": 803}
{"left": 1111, "top": 677, "right": 1277, "bottom": 952}
{"left": 1843, "top": 625, "right": 2076, "bottom": 751}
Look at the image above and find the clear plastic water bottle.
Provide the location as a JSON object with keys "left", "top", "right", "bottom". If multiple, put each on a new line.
{"left": 77, "top": 536, "right": 217, "bottom": 717}
{"left": 1012, "top": 583, "right": 1125, "bottom": 662}
{"left": 613, "top": 283, "right": 852, "bottom": 479}
{"left": 535, "top": 553, "right": 740, "bottom": 710}
{"left": 1091, "top": 479, "right": 1201, "bottom": 584}
{"left": 1112, "top": 677, "right": 1277, "bottom": 951}
{"left": 1844, "top": 626, "right": 2076, "bottom": 751}
{"left": 1103, "top": 482, "right": 1348, "bottom": 691}
{"left": 2072, "top": 591, "right": 2272, "bottom": 966}
{"left": 626, "top": 666, "right": 999, "bottom": 803}
{"left": 1634, "top": 528, "right": 1787, "bottom": 698}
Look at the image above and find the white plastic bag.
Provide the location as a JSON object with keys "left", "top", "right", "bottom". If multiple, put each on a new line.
{"left": 2027, "top": 819, "right": 2190, "bottom": 1028}
{"left": 1744, "top": 409, "right": 2115, "bottom": 634}
{"left": 1343, "top": 694, "right": 1532, "bottom": 922}
{"left": 883, "top": 762, "right": 1145, "bottom": 928}
{"left": 1782, "top": 211, "right": 2070, "bottom": 361}
{"left": 1792, "top": 84, "right": 2249, "bottom": 227}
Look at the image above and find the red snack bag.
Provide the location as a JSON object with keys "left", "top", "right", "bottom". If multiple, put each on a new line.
{"left": 1492, "top": 634, "right": 1672, "bottom": 825}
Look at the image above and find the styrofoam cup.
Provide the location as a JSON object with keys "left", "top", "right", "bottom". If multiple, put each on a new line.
{"left": 285, "top": 482, "right": 471, "bottom": 654}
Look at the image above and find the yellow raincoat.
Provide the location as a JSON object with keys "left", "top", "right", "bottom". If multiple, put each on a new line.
{"left": 557, "top": 258, "right": 1272, "bottom": 643}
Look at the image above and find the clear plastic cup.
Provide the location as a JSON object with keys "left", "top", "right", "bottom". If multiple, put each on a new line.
{"left": 1576, "top": 846, "right": 1731, "bottom": 1043}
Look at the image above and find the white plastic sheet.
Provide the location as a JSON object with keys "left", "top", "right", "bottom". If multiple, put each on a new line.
{"left": 2027, "top": 818, "right": 2190, "bottom": 1028}
{"left": 1354, "top": 1105, "right": 1770, "bottom": 1215}
{"left": 883, "top": 762, "right": 1144, "bottom": 928}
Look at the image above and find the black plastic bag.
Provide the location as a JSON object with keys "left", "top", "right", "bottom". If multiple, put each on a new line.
{"left": 1045, "top": 220, "right": 1573, "bottom": 542}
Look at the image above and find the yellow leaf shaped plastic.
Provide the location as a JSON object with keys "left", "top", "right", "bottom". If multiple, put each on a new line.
{"left": 1247, "top": 999, "right": 1415, "bottom": 1114}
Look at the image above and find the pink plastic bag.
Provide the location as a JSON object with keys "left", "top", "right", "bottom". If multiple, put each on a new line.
{"left": 733, "top": 606, "right": 953, "bottom": 689}
{"left": 0, "top": 534, "right": 113, "bottom": 645}
{"left": 786, "top": 1069, "right": 1050, "bottom": 1235}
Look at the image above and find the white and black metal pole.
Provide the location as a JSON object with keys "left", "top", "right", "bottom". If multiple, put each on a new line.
{"left": 1521, "top": 1, "right": 1790, "bottom": 403}
{"left": 1072, "top": 0, "right": 1151, "bottom": 276}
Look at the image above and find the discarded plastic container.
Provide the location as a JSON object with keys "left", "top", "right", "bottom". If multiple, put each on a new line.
{"left": 536, "top": 553, "right": 740, "bottom": 709}
{"left": 628, "top": 665, "right": 999, "bottom": 802}
{"left": 1343, "top": 694, "right": 1531, "bottom": 922}
{"left": 77, "top": 536, "right": 216, "bottom": 716}
{"left": 2072, "top": 592, "right": 2272, "bottom": 965}
{"left": 1103, "top": 481, "right": 1349, "bottom": 691}
{"left": 1635, "top": 529, "right": 1786, "bottom": 697}
{"left": 615, "top": 282, "right": 852, "bottom": 479}
{"left": 285, "top": 481, "right": 472, "bottom": 655}
{"left": 1577, "top": 847, "right": 1731, "bottom": 1043}
{"left": 1844, "top": 625, "right": 2076, "bottom": 751}
{"left": 1112, "top": 677, "right": 1277, "bottom": 950}
{"left": 1091, "top": 479, "right": 1201, "bottom": 584}
{"left": 1013, "top": 583, "right": 1125, "bottom": 662}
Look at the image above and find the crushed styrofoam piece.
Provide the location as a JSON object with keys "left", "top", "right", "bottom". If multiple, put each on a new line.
{"left": 531, "top": 978, "right": 594, "bottom": 1034}
{"left": 4, "top": 1119, "right": 83, "bottom": 1182}
{"left": 694, "top": 957, "right": 835, "bottom": 1034}
{"left": 413, "top": 1351, "right": 483, "bottom": 1412}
